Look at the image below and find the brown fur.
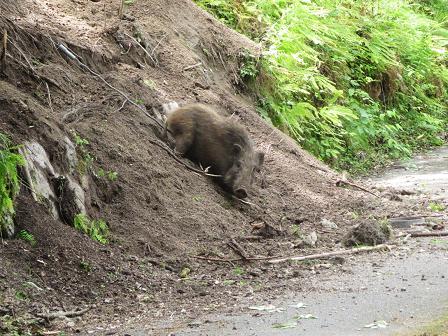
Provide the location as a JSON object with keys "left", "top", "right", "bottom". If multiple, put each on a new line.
{"left": 165, "top": 104, "right": 264, "bottom": 198}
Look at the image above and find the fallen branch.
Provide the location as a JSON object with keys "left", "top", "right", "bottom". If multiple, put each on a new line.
{"left": 410, "top": 231, "right": 448, "bottom": 238}
{"left": 183, "top": 62, "right": 202, "bottom": 71}
{"left": 1, "top": 30, "right": 7, "bottom": 73}
{"left": 227, "top": 238, "right": 249, "bottom": 259}
{"left": 336, "top": 179, "right": 380, "bottom": 198}
{"left": 268, "top": 244, "right": 392, "bottom": 264}
{"left": 193, "top": 255, "right": 280, "bottom": 263}
{"left": 392, "top": 214, "right": 444, "bottom": 220}
{"left": 36, "top": 307, "right": 90, "bottom": 320}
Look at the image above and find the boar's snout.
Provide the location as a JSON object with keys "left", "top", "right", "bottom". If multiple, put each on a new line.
{"left": 234, "top": 188, "right": 248, "bottom": 199}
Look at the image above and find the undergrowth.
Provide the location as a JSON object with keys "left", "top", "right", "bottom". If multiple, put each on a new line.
{"left": 73, "top": 213, "right": 109, "bottom": 244}
{"left": 17, "top": 230, "right": 36, "bottom": 247}
{"left": 0, "top": 133, "right": 24, "bottom": 237}
{"left": 195, "top": 0, "right": 448, "bottom": 174}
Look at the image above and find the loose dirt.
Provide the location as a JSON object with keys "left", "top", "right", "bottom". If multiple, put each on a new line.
{"left": 0, "top": 1, "right": 443, "bottom": 335}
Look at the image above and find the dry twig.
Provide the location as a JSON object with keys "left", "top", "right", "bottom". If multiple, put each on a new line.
{"left": 183, "top": 62, "right": 202, "bottom": 71}
{"left": 227, "top": 238, "right": 249, "bottom": 259}
{"left": 194, "top": 255, "right": 280, "bottom": 263}
{"left": 410, "top": 231, "right": 448, "bottom": 238}
{"left": 36, "top": 307, "right": 90, "bottom": 320}
{"left": 1, "top": 30, "right": 7, "bottom": 73}
{"left": 122, "top": 32, "right": 157, "bottom": 66}
{"left": 44, "top": 82, "right": 54, "bottom": 113}
{"left": 268, "top": 244, "right": 392, "bottom": 264}
{"left": 336, "top": 178, "right": 380, "bottom": 198}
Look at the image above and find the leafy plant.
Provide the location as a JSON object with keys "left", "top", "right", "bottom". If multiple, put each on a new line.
{"left": 238, "top": 50, "right": 260, "bottom": 81}
{"left": 233, "top": 266, "right": 245, "bottom": 276}
{"left": 195, "top": 0, "right": 448, "bottom": 174}
{"left": 79, "top": 260, "right": 92, "bottom": 273}
{"left": 73, "top": 213, "right": 109, "bottom": 244}
{"left": 97, "top": 168, "right": 118, "bottom": 181}
{"left": 291, "top": 224, "right": 302, "bottom": 238}
{"left": 14, "top": 290, "right": 28, "bottom": 301}
{"left": 428, "top": 202, "right": 445, "bottom": 212}
{"left": 17, "top": 230, "right": 36, "bottom": 247}
{"left": 71, "top": 131, "right": 94, "bottom": 175}
{"left": 0, "top": 133, "right": 25, "bottom": 237}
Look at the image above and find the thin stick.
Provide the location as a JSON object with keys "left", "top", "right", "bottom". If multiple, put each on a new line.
{"left": 150, "top": 34, "right": 167, "bottom": 60}
{"left": 103, "top": 2, "right": 107, "bottom": 31}
{"left": 1, "top": 30, "right": 7, "bottom": 72}
{"left": 183, "top": 62, "right": 202, "bottom": 71}
{"left": 410, "top": 231, "right": 448, "bottom": 238}
{"left": 391, "top": 214, "right": 445, "bottom": 220}
{"left": 44, "top": 82, "right": 54, "bottom": 113}
{"left": 147, "top": 138, "right": 221, "bottom": 177}
{"left": 118, "top": 0, "right": 124, "bottom": 19}
{"left": 116, "top": 99, "right": 127, "bottom": 112}
{"left": 36, "top": 307, "right": 90, "bottom": 320}
{"left": 56, "top": 43, "right": 165, "bottom": 129}
{"left": 122, "top": 32, "right": 157, "bottom": 66}
{"left": 7, "top": 36, "right": 36, "bottom": 73}
{"left": 193, "top": 255, "right": 280, "bottom": 263}
{"left": 336, "top": 179, "right": 380, "bottom": 198}
{"left": 268, "top": 244, "right": 392, "bottom": 264}
{"left": 227, "top": 238, "right": 248, "bottom": 259}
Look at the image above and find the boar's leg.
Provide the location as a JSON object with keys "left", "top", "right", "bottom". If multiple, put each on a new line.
{"left": 173, "top": 133, "right": 193, "bottom": 155}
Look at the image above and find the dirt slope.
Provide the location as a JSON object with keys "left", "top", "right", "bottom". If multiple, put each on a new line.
{"left": 0, "top": 0, "right": 403, "bottom": 334}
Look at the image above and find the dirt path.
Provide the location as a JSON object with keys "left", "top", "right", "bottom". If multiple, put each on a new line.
{"left": 133, "top": 146, "right": 448, "bottom": 336}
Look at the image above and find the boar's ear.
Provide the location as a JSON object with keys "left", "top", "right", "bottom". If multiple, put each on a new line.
{"left": 233, "top": 143, "right": 243, "bottom": 156}
{"left": 255, "top": 151, "right": 265, "bottom": 168}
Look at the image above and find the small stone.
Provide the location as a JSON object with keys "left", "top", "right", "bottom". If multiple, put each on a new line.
{"left": 303, "top": 231, "right": 318, "bottom": 247}
{"left": 321, "top": 218, "right": 338, "bottom": 230}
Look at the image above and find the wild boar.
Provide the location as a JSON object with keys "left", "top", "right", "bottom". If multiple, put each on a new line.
{"left": 165, "top": 104, "right": 264, "bottom": 198}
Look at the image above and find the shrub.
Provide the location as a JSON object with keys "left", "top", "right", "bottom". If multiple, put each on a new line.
{"left": 194, "top": 0, "right": 448, "bottom": 174}
{"left": 73, "top": 213, "right": 109, "bottom": 244}
{"left": 0, "top": 133, "right": 24, "bottom": 237}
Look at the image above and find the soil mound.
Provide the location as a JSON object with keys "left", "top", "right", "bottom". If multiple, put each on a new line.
{"left": 0, "top": 0, "right": 397, "bottom": 333}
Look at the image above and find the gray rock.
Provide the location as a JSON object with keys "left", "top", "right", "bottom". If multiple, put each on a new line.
{"left": 321, "top": 218, "right": 338, "bottom": 230}
{"left": 303, "top": 231, "right": 318, "bottom": 247}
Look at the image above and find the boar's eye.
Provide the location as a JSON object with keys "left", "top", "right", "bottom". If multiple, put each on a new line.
{"left": 233, "top": 143, "right": 242, "bottom": 156}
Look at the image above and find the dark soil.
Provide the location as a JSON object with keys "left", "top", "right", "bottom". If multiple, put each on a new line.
{"left": 0, "top": 1, "right": 429, "bottom": 335}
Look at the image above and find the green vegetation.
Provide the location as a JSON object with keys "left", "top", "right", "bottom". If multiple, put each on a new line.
{"left": 395, "top": 311, "right": 448, "bottom": 336}
{"left": 0, "top": 314, "right": 39, "bottom": 336}
{"left": 195, "top": 0, "right": 448, "bottom": 173}
{"left": 97, "top": 168, "right": 118, "bottom": 181}
{"left": 72, "top": 131, "right": 94, "bottom": 175}
{"left": 233, "top": 266, "right": 245, "bottom": 276}
{"left": 428, "top": 201, "right": 446, "bottom": 211}
{"left": 0, "top": 133, "right": 25, "bottom": 236}
{"left": 79, "top": 260, "right": 92, "bottom": 273}
{"left": 73, "top": 213, "right": 109, "bottom": 244}
{"left": 17, "top": 230, "right": 36, "bottom": 247}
